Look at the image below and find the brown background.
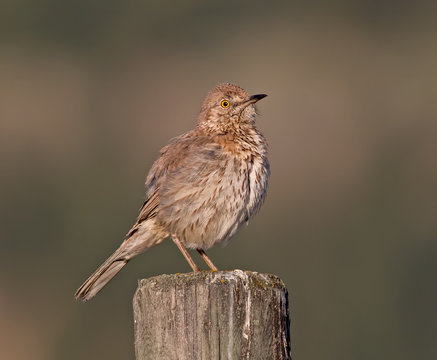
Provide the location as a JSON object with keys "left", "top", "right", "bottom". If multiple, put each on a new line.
{"left": 1, "top": 1, "right": 436, "bottom": 359}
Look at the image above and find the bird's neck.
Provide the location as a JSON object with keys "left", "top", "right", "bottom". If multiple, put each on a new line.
{"left": 196, "top": 123, "right": 267, "bottom": 159}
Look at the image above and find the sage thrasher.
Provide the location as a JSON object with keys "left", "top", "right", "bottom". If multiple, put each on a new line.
{"left": 75, "top": 83, "right": 269, "bottom": 301}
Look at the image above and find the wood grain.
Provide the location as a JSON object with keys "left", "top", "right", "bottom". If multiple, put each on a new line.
{"left": 133, "top": 270, "right": 291, "bottom": 359}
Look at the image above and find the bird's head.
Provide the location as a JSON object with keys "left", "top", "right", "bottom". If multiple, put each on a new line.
{"left": 198, "top": 83, "right": 267, "bottom": 134}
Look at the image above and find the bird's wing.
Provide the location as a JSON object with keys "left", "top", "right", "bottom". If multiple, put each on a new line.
{"left": 138, "top": 191, "right": 160, "bottom": 223}
{"left": 125, "top": 190, "right": 160, "bottom": 237}
{"left": 125, "top": 132, "right": 210, "bottom": 238}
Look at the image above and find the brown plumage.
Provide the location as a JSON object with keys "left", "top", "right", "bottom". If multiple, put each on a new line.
{"left": 75, "top": 83, "right": 270, "bottom": 301}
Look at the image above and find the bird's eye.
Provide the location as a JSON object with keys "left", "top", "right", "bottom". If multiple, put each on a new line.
{"left": 220, "top": 100, "right": 230, "bottom": 108}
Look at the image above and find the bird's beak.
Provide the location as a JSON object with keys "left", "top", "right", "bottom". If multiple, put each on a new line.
{"left": 242, "top": 94, "right": 268, "bottom": 107}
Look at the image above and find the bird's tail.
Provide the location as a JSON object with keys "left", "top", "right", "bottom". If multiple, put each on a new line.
{"left": 75, "top": 247, "right": 129, "bottom": 301}
{"left": 75, "top": 218, "right": 168, "bottom": 301}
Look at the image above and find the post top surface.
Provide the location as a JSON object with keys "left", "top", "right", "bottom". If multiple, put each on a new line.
{"left": 137, "top": 269, "right": 286, "bottom": 292}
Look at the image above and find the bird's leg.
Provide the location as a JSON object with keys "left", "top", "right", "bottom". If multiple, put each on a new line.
{"left": 197, "top": 249, "right": 219, "bottom": 271}
{"left": 171, "top": 235, "right": 200, "bottom": 272}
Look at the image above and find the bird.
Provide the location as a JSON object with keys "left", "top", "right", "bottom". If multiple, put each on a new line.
{"left": 74, "top": 83, "right": 270, "bottom": 301}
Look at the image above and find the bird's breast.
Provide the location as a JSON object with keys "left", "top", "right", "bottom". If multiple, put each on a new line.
{"left": 158, "top": 151, "right": 269, "bottom": 250}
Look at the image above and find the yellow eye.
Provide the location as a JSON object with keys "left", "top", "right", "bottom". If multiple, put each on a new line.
{"left": 220, "top": 100, "right": 230, "bottom": 108}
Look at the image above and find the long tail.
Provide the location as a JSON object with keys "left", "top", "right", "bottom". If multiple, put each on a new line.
{"left": 75, "top": 247, "right": 129, "bottom": 301}
{"left": 75, "top": 217, "right": 168, "bottom": 301}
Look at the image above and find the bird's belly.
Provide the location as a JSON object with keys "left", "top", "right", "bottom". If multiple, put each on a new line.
{"left": 179, "top": 176, "right": 247, "bottom": 249}
{"left": 158, "top": 153, "right": 269, "bottom": 250}
{"left": 158, "top": 168, "right": 249, "bottom": 249}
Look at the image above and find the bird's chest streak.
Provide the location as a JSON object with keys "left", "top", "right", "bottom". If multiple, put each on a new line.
{"left": 168, "top": 154, "right": 267, "bottom": 250}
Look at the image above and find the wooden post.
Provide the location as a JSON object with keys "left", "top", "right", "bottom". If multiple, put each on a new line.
{"left": 133, "top": 270, "right": 291, "bottom": 359}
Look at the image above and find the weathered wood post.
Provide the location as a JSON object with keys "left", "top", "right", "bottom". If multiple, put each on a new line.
{"left": 133, "top": 270, "right": 291, "bottom": 359}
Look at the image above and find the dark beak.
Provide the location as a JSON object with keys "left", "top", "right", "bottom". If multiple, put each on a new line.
{"left": 250, "top": 94, "right": 267, "bottom": 102}
{"left": 242, "top": 94, "right": 268, "bottom": 107}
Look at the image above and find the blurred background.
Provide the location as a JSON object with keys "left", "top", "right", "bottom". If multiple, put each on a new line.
{"left": 1, "top": 0, "right": 436, "bottom": 359}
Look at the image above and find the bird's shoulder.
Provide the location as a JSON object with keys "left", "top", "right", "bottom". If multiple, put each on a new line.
{"left": 145, "top": 130, "right": 225, "bottom": 189}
